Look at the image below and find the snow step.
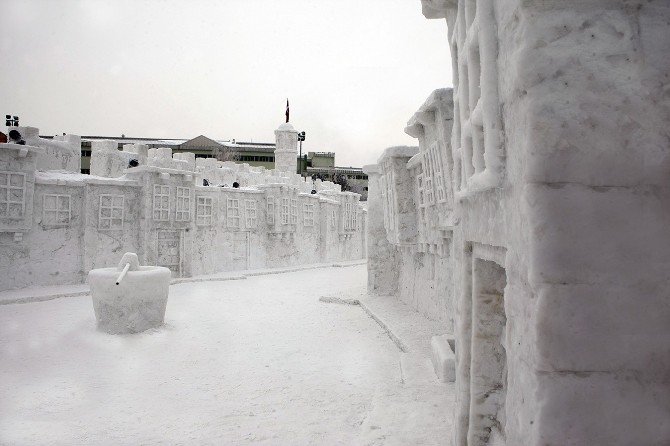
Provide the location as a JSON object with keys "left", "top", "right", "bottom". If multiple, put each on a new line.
{"left": 430, "top": 334, "right": 455, "bottom": 383}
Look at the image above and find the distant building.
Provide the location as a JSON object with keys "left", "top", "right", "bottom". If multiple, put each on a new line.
{"left": 306, "top": 166, "right": 369, "bottom": 200}
{"left": 45, "top": 134, "right": 338, "bottom": 175}
{"left": 39, "top": 133, "right": 367, "bottom": 198}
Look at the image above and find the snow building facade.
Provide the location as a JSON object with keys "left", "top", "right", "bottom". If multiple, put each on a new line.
{"left": 366, "top": 1, "right": 670, "bottom": 445}
{"left": 0, "top": 123, "right": 366, "bottom": 292}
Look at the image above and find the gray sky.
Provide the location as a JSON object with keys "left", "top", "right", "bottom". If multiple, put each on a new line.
{"left": 1, "top": 0, "right": 452, "bottom": 167}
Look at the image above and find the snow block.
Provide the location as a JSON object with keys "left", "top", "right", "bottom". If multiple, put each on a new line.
{"left": 88, "top": 254, "right": 171, "bottom": 334}
{"left": 430, "top": 334, "right": 455, "bottom": 382}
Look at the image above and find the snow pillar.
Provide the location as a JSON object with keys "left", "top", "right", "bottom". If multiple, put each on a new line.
{"left": 363, "top": 163, "right": 399, "bottom": 295}
{"left": 274, "top": 122, "right": 298, "bottom": 175}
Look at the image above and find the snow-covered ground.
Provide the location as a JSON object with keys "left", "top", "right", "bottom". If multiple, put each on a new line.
{"left": 0, "top": 265, "right": 453, "bottom": 445}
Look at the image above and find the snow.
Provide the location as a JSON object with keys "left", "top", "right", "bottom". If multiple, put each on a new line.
{"left": 276, "top": 122, "right": 295, "bottom": 132}
{"left": 368, "top": 2, "right": 670, "bottom": 444}
{"left": 0, "top": 284, "right": 90, "bottom": 305}
{"left": 88, "top": 253, "right": 171, "bottom": 334}
{"left": 0, "top": 264, "right": 454, "bottom": 445}
{"left": 1, "top": 122, "right": 363, "bottom": 293}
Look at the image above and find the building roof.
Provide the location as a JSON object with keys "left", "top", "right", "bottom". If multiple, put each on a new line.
{"left": 46, "top": 133, "right": 335, "bottom": 157}
{"left": 306, "top": 166, "right": 366, "bottom": 175}
{"left": 71, "top": 135, "right": 278, "bottom": 153}
{"left": 180, "top": 135, "right": 222, "bottom": 148}
{"left": 219, "top": 141, "right": 276, "bottom": 153}
{"left": 308, "top": 152, "right": 335, "bottom": 158}
{"left": 80, "top": 135, "right": 184, "bottom": 144}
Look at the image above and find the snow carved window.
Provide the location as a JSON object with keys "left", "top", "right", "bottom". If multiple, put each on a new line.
{"left": 429, "top": 143, "right": 447, "bottom": 203}
{"left": 0, "top": 171, "right": 25, "bottom": 219}
{"left": 303, "top": 203, "right": 315, "bottom": 227}
{"left": 380, "top": 174, "right": 389, "bottom": 230}
{"left": 290, "top": 198, "right": 297, "bottom": 225}
{"left": 452, "top": 0, "right": 503, "bottom": 192}
{"left": 99, "top": 194, "right": 124, "bottom": 230}
{"left": 153, "top": 185, "right": 170, "bottom": 221}
{"left": 344, "top": 202, "right": 354, "bottom": 231}
{"left": 245, "top": 199, "right": 257, "bottom": 228}
{"left": 227, "top": 198, "right": 240, "bottom": 228}
{"left": 330, "top": 209, "right": 336, "bottom": 229}
{"left": 425, "top": 177, "right": 434, "bottom": 205}
{"left": 417, "top": 174, "right": 425, "bottom": 208}
{"left": 196, "top": 196, "right": 213, "bottom": 226}
{"left": 345, "top": 203, "right": 350, "bottom": 231}
{"left": 43, "top": 194, "right": 71, "bottom": 226}
{"left": 422, "top": 153, "right": 435, "bottom": 206}
{"left": 175, "top": 187, "right": 191, "bottom": 221}
{"left": 382, "top": 168, "right": 396, "bottom": 231}
{"left": 266, "top": 198, "right": 275, "bottom": 224}
{"left": 280, "top": 197, "right": 290, "bottom": 225}
{"left": 352, "top": 205, "right": 357, "bottom": 231}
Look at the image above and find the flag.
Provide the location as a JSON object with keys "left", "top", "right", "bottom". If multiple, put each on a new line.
{"left": 285, "top": 99, "right": 289, "bottom": 123}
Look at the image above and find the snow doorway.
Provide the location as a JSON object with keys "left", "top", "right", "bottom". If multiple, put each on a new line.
{"left": 232, "top": 232, "right": 249, "bottom": 270}
{"left": 156, "top": 229, "right": 183, "bottom": 276}
{"left": 463, "top": 243, "right": 507, "bottom": 446}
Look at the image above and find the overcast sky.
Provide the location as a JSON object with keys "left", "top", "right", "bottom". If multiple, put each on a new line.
{"left": 1, "top": 0, "right": 452, "bottom": 167}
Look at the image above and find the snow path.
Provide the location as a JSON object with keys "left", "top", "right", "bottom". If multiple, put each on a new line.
{"left": 0, "top": 265, "right": 453, "bottom": 445}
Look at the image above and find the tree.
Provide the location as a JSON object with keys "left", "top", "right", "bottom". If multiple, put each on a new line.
{"left": 212, "top": 146, "right": 240, "bottom": 162}
{"left": 332, "top": 173, "right": 350, "bottom": 192}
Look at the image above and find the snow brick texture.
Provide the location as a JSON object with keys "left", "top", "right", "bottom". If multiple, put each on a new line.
{"left": 366, "top": 1, "right": 670, "bottom": 445}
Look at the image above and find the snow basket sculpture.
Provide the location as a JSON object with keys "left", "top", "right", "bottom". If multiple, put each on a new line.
{"left": 88, "top": 252, "right": 171, "bottom": 334}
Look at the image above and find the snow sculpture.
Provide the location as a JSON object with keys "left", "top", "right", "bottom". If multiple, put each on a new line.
{"left": 365, "top": 1, "right": 670, "bottom": 445}
{"left": 91, "top": 140, "right": 148, "bottom": 178}
{"left": 0, "top": 122, "right": 366, "bottom": 292}
{"left": 15, "top": 126, "right": 81, "bottom": 173}
{"left": 430, "top": 334, "right": 455, "bottom": 382}
{"left": 88, "top": 252, "right": 171, "bottom": 334}
{"left": 273, "top": 122, "right": 298, "bottom": 174}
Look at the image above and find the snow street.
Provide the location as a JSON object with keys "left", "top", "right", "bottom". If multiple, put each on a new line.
{"left": 0, "top": 265, "right": 453, "bottom": 445}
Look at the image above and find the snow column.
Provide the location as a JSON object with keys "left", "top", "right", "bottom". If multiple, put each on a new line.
{"left": 273, "top": 122, "right": 298, "bottom": 175}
